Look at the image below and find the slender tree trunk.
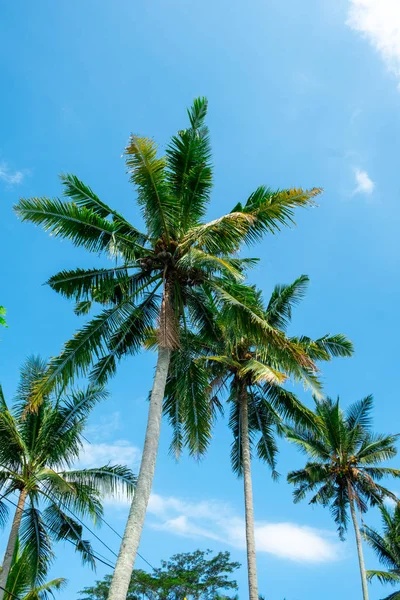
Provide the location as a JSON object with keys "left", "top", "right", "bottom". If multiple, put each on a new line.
{"left": 348, "top": 484, "right": 369, "bottom": 600}
{"left": 108, "top": 347, "right": 171, "bottom": 600}
{"left": 0, "top": 488, "right": 27, "bottom": 600}
{"left": 240, "top": 383, "right": 259, "bottom": 600}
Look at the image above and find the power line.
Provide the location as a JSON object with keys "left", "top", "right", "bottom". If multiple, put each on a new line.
{"left": 0, "top": 584, "right": 22, "bottom": 600}
{"left": 2, "top": 467, "right": 157, "bottom": 572}
{"left": 96, "top": 509, "right": 156, "bottom": 571}
{"left": 3, "top": 496, "right": 115, "bottom": 571}
{"left": 39, "top": 477, "right": 156, "bottom": 571}
{"left": 40, "top": 483, "right": 119, "bottom": 560}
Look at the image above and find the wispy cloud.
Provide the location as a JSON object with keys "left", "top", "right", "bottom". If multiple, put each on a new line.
{"left": 347, "top": 1, "right": 400, "bottom": 87}
{"left": 0, "top": 162, "right": 24, "bottom": 185}
{"left": 86, "top": 412, "right": 121, "bottom": 442}
{"left": 76, "top": 440, "right": 141, "bottom": 469}
{"left": 353, "top": 168, "right": 375, "bottom": 195}
{"left": 146, "top": 494, "right": 341, "bottom": 563}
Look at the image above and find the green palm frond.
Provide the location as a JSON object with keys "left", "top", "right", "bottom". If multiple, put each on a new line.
{"left": 61, "top": 465, "right": 136, "bottom": 498}
{"left": 263, "top": 384, "right": 318, "bottom": 430}
{"left": 46, "top": 266, "right": 133, "bottom": 302}
{"left": 292, "top": 334, "right": 354, "bottom": 362}
{"left": 125, "top": 135, "right": 176, "bottom": 241}
{"left": 346, "top": 395, "right": 374, "bottom": 439}
{"left": 0, "top": 497, "right": 9, "bottom": 530}
{"left": 60, "top": 173, "right": 147, "bottom": 245}
{"left": 0, "top": 306, "right": 6, "bottom": 328}
{"left": 232, "top": 186, "right": 322, "bottom": 241}
{"left": 33, "top": 296, "right": 152, "bottom": 402}
{"left": 44, "top": 480, "right": 103, "bottom": 523}
{"left": 14, "top": 198, "right": 138, "bottom": 260}
{"left": 19, "top": 506, "right": 54, "bottom": 585}
{"left": 239, "top": 359, "right": 286, "bottom": 385}
{"left": 176, "top": 249, "right": 246, "bottom": 282}
{"left": 285, "top": 428, "right": 330, "bottom": 460}
{"left": 23, "top": 577, "right": 68, "bottom": 600}
{"left": 248, "top": 391, "right": 280, "bottom": 478}
{"left": 166, "top": 97, "right": 212, "bottom": 229}
{"left": 367, "top": 570, "right": 400, "bottom": 584}
{"left": 266, "top": 275, "right": 309, "bottom": 330}
{"left": 358, "top": 434, "right": 400, "bottom": 464}
{"left": 41, "top": 503, "right": 96, "bottom": 570}
{"left": 181, "top": 212, "right": 256, "bottom": 255}
{"left": 229, "top": 394, "right": 244, "bottom": 476}
{"left": 164, "top": 338, "right": 213, "bottom": 458}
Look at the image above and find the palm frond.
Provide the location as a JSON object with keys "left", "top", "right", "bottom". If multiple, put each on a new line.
{"left": 23, "top": 577, "right": 68, "bottom": 600}
{"left": 180, "top": 212, "right": 255, "bottom": 255}
{"left": 266, "top": 275, "right": 309, "bottom": 330}
{"left": 232, "top": 186, "right": 322, "bottom": 241}
{"left": 239, "top": 359, "right": 286, "bottom": 385}
{"left": 125, "top": 135, "right": 176, "bottom": 240}
{"left": 61, "top": 465, "right": 136, "bottom": 499}
{"left": 14, "top": 198, "right": 138, "bottom": 260}
{"left": 19, "top": 506, "right": 54, "bottom": 585}
{"left": 42, "top": 503, "right": 96, "bottom": 570}
{"left": 60, "top": 173, "right": 147, "bottom": 243}
{"left": 166, "top": 97, "right": 212, "bottom": 229}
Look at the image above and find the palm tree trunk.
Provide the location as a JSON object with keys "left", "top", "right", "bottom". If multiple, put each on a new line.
{"left": 0, "top": 488, "right": 27, "bottom": 600}
{"left": 107, "top": 347, "right": 171, "bottom": 600}
{"left": 348, "top": 484, "right": 369, "bottom": 600}
{"left": 240, "top": 383, "right": 259, "bottom": 600}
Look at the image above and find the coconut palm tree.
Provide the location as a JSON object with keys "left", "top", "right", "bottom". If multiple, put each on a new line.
{"left": 1, "top": 537, "right": 67, "bottom": 600}
{"left": 287, "top": 396, "right": 400, "bottom": 600}
{"left": 0, "top": 356, "right": 136, "bottom": 599}
{"left": 14, "top": 97, "right": 321, "bottom": 600}
{"left": 164, "top": 275, "right": 353, "bottom": 600}
{"left": 364, "top": 503, "right": 400, "bottom": 600}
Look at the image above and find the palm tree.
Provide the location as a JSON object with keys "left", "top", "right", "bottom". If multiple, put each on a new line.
{"left": 286, "top": 396, "right": 400, "bottom": 600}
{"left": 0, "top": 356, "right": 136, "bottom": 599}
{"left": 1, "top": 537, "right": 67, "bottom": 600}
{"left": 164, "top": 275, "right": 353, "bottom": 600}
{"left": 14, "top": 97, "right": 321, "bottom": 600}
{"left": 364, "top": 503, "right": 400, "bottom": 600}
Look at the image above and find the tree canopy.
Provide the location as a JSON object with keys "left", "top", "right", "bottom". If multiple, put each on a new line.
{"left": 79, "top": 549, "right": 240, "bottom": 600}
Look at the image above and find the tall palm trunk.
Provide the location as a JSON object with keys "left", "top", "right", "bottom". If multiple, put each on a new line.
{"left": 240, "top": 383, "right": 259, "bottom": 600}
{"left": 348, "top": 483, "right": 369, "bottom": 600}
{"left": 0, "top": 488, "right": 27, "bottom": 600}
{"left": 107, "top": 347, "right": 171, "bottom": 600}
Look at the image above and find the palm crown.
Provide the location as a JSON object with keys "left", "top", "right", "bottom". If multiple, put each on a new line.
{"left": 14, "top": 98, "right": 320, "bottom": 402}
{"left": 287, "top": 396, "right": 400, "bottom": 539}
{"left": 0, "top": 356, "right": 136, "bottom": 587}
{"left": 164, "top": 275, "right": 353, "bottom": 468}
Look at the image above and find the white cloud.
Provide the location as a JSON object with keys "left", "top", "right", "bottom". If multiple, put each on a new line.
{"left": 353, "top": 167, "right": 375, "bottom": 195}
{"left": 76, "top": 440, "right": 141, "bottom": 469}
{"left": 0, "top": 162, "right": 24, "bottom": 185}
{"left": 86, "top": 412, "right": 121, "bottom": 441}
{"left": 147, "top": 494, "right": 340, "bottom": 563}
{"left": 347, "top": 1, "right": 400, "bottom": 86}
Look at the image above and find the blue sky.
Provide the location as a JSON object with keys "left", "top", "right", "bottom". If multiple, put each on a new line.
{"left": 1, "top": 1, "right": 400, "bottom": 598}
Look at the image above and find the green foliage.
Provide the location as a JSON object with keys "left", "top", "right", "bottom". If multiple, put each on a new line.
{"left": 0, "top": 306, "right": 6, "bottom": 330}
{"left": 287, "top": 396, "right": 400, "bottom": 540}
{"left": 364, "top": 504, "right": 400, "bottom": 600}
{"left": 14, "top": 97, "right": 321, "bottom": 412}
{"left": 2, "top": 537, "right": 67, "bottom": 600}
{"left": 164, "top": 274, "right": 353, "bottom": 467}
{"left": 78, "top": 549, "right": 240, "bottom": 600}
{"left": 0, "top": 356, "right": 136, "bottom": 584}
